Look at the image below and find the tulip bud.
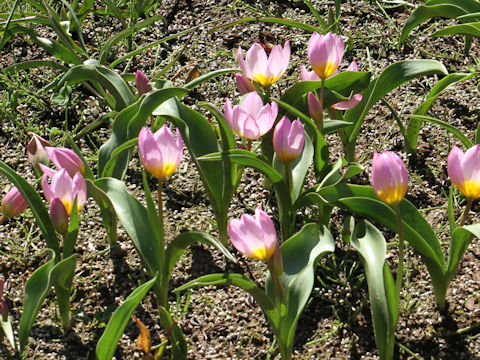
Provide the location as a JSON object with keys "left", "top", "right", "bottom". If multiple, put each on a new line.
{"left": 50, "top": 197, "right": 69, "bottom": 234}
{"left": 273, "top": 116, "right": 305, "bottom": 164}
{"left": 447, "top": 145, "right": 480, "bottom": 200}
{"left": 1, "top": 186, "right": 28, "bottom": 219}
{"left": 138, "top": 125, "right": 183, "bottom": 180}
{"left": 135, "top": 70, "right": 152, "bottom": 95}
{"left": 307, "top": 92, "right": 323, "bottom": 124}
{"left": 234, "top": 73, "right": 256, "bottom": 95}
{"left": 27, "top": 133, "right": 51, "bottom": 174}
{"left": 371, "top": 151, "right": 408, "bottom": 205}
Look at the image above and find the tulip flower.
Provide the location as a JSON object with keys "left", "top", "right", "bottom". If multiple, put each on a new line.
{"left": 447, "top": 145, "right": 480, "bottom": 201}
{"left": 1, "top": 186, "right": 28, "bottom": 219}
{"left": 371, "top": 151, "right": 408, "bottom": 205}
{"left": 234, "top": 73, "right": 256, "bottom": 95}
{"left": 273, "top": 116, "right": 305, "bottom": 164}
{"left": 237, "top": 41, "right": 290, "bottom": 88}
{"left": 307, "top": 32, "right": 344, "bottom": 80}
{"left": 138, "top": 125, "right": 183, "bottom": 180}
{"left": 136, "top": 70, "right": 152, "bottom": 95}
{"left": 42, "top": 169, "right": 87, "bottom": 216}
{"left": 27, "top": 132, "right": 51, "bottom": 171}
{"left": 50, "top": 197, "right": 69, "bottom": 234}
{"left": 307, "top": 92, "right": 323, "bottom": 125}
{"left": 40, "top": 147, "right": 85, "bottom": 178}
{"left": 224, "top": 91, "right": 278, "bottom": 140}
{"left": 228, "top": 208, "right": 282, "bottom": 274}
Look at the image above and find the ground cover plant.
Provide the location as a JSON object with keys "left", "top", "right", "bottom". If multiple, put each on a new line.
{"left": 1, "top": 0, "right": 480, "bottom": 359}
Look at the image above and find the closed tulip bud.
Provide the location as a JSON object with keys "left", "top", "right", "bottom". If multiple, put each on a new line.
{"left": 307, "top": 32, "right": 344, "bottom": 80}
{"left": 307, "top": 92, "right": 323, "bottom": 124}
{"left": 234, "top": 73, "right": 256, "bottom": 95}
{"left": 447, "top": 145, "right": 480, "bottom": 200}
{"left": 273, "top": 116, "right": 305, "bottom": 164}
{"left": 50, "top": 197, "right": 69, "bottom": 234}
{"left": 135, "top": 70, "right": 152, "bottom": 95}
{"left": 27, "top": 133, "right": 51, "bottom": 172}
{"left": 138, "top": 125, "right": 183, "bottom": 180}
{"left": 1, "top": 186, "right": 28, "bottom": 219}
{"left": 237, "top": 41, "right": 290, "bottom": 88}
{"left": 224, "top": 91, "right": 278, "bottom": 140}
{"left": 42, "top": 147, "right": 85, "bottom": 177}
{"left": 42, "top": 169, "right": 87, "bottom": 216}
{"left": 227, "top": 208, "right": 282, "bottom": 274}
{"left": 371, "top": 151, "right": 408, "bottom": 205}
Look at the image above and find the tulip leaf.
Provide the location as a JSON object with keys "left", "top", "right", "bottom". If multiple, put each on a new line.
{"left": 405, "top": 72, "right": 477, "bottom": 154}
{"left": 96, "top": 277, "right": 156, "bottom": 360}
{"left": 51, "top": 254, "right": 78, "bottom": 329}
{"left": 200, "top": 102, "right": 236, "bottom": 151}
{"left": 350, "top": 220, "right": 397, "bottom": 360}
{"left": 447, "top": 223, "right": 480, "bottom": 282}
{"left": 317, "top": 183, "right": 448, "bottom": 305}
{"left": 343, "top": 59, "right": 448, "bottom": 160}
{"left": 86, "top": 180, "right": 118, "bottom": 245}
{"left": 399, "top": 0, "right": 480, "bottom": 43}
{"left": 175, "top": 273, "right": 278, "bottom": 324}
{"left": 19, "top": 249, "right": 56, "bottom": 351}
{"left": 432, "top": 22, "right": 480, "bottom": 37}
{"left": 407, "top": 115, "right": 473, "bottom": 149}
{"left": 2, "top": 59, "right": 67, "bottom": 75}
{"left": 55, "top": 64, "right": 135, "bottom": 110}
{"left": 98, "top": 87, "right": 188, "bottom": 179}
{"left": 165, "top": 231, "right": 236, "bottom": 279}
{"left": 94, "top": 178, "right": 162, "bottom": 276}
{"left": 184, "top": 68, "right": 239, "bottom": 90}
{"left": 0, "top": 161, "right": 60, "bottom": 258}
{"left": 157, "top": 306, "right": 187, "bottom": 359}
{"left": 265, "top": 223, "right": 335, "bottom": 358}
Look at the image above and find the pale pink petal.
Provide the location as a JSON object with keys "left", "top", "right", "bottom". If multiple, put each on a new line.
{"left": 241, "top": 91, "right": 264, "bottom": 117}
{"left": 255, "top": 104, "right": 276, "bottom": 136}
{"left": 245, "top": 43, "right": 268, "bottom": 78}
{"left": 332, "top": 94, "right": 363, "bottom": 110}
{"left": 224, "top": 98, "right": 234, "bottom": 127}
{"left": 237, "top": 47, "right": 250, "bottom": 78}
{"left": 42, "top": 173, "right": 55, "bottom": 204}
{"left": 461, "top": 145, "right": 480, "bottom": 182}
{"left": 72, "top": 172, "right": 87, "bottom": 211}
{"left": 346, "top": 61, "right": 359, "bottom": 72}
{"left": 255, "top": 208, "right": 277, "bottom": 250}
{"left": 447, "top": 146, "right": 465, "bottom": 187}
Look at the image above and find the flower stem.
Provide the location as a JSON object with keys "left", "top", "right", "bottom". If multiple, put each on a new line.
{"left": 458, "top": 198, "right": 473, "bottom": 227}
{"left": 394, "top": 204, "right": 405, "bottom": 298}
{"left": 157, "top": 179, "right": 165, "bottom": 247}
{"left": 285, "top": 163, "right": 292, "bottom": 194}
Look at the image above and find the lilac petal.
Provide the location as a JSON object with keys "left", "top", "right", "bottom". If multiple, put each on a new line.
{"left": 461, "top": 145, "right": 480, "bottom": 181}
{"left": 241, "top": 91, "right": 264, "bottom": 117}
{"left": 242, "top": 115, "right": 261, "bottom": 140}
{"left": 255, "top": 208, "right": 277, "bottom": 251}
{"left": 42, "top": 173, "right": 55, "bottom": 204}
{"left": 346, "top": 61, "right": 359, "bottom": 72}
{"left": 245, "top": 43, "right": 268, "bottom": 78}
{"left": 39, "top": 163, "right": 56, "bottom": 177}
{"left": 255, "top": 104, "right": 276, "bottom": 136}
{"left": 72, "top": 173, "right": 87, "bottom": 211}
{"left": 237, "top": 47, "right": 250, "bottom": 78}
{"left": 266, "top": 43, "right": 288, "bottom": 78}
{"left": 300, "top": 65, "right": 320, "bottom": 81}
{"left": 288, "top": 119, "right": 305, "bottom": 153}
{"left": 224, "top": 98, "right": 234, "bottom": 127}
{"left": 332, "top": 94, "right": 363, "bottom": 110}
{"left": 447, "top": 146, "right": 465, "bottom": 187}
{"left": 273, "top": 117, "right": 290, "bottom": 156}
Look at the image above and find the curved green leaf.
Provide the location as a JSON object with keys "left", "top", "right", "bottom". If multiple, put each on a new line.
{"left": 447, "top": 223, "right": 480, "bottom": 281}
{"left": 51, "top": 254, "right": 78, "bottom": 329}
{"left": 86, "top": 180, "right": 118, "bottom": 245}
{"left": 408, "top": 114, "right": 473, "bottom": 149}
{"left": 0, "top": 161, "right": 60, "bottom": 257}
{"left": 265, "top": 223, "right": 334, "bottom": 358}
{"left": 351, "top": 220, "right": 397, "bottom": 360}
{"left": 96, "top": 277, "right": 156, "bottom": 360}
{"left": 433, "top": 22, "right": 480, "bottom": 37}
{"left": 2, "top": 60, "right": 67, "bottom": 75}
{"left": 344, "top": 60, "right": 448, "bottom": 161}
{"left": 19, "top": 249, "right": 55, "bottom": 351}
{"left": 94, "top": 178, "right": 162, "bottom": 276}
{"left": 399, "top": 0, "right": 480, "bottom": 43}
{"left": 184, "top": 68, "right": 239, "bottom": 90}
{"left": 405, "top": 72, "right": 477, "bottom": 154}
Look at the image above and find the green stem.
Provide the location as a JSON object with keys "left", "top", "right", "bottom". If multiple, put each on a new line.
{"left": 458, "top": 198, "right": 473, "bottom": 227}
{"left": 157, "top": 179, "right": 165, "bottom": 248}
{"left": 157, "top": 179, "right": 168, "bottom": 308}
{"left": 394, "top": 204, "right": 405, "bottom": 299}
{"left": 285, "top": 163, "right": 292, "bottom": 195}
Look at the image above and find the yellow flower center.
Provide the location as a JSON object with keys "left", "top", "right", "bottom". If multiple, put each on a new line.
{"left": 376, "top": 183, "right": 407, "bottom": 205}
{"left": 312, "top": 61, "right": 338, "bottom": 80}
{"left": 459, "top": 179, "right": 480, "bottom": 200}
{"left": 149, "top": 162, "right": 177, "bottom": 179}
{"left": 252, "top": 73, "right": 282, "bottom": 88}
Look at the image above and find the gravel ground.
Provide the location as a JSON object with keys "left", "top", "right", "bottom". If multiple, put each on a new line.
{"left": 1, "top": 0, "right": 480, "bottom": 359}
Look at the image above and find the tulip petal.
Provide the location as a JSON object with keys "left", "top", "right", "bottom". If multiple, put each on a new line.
{"left": 332, "top": 94, "right": 363, "bottom": 110}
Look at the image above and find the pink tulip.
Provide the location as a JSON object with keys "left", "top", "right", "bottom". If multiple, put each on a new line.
{"left": 307, "top": 92, "right": 323, "bottom": 124}
{"left": 224, "top": 91, "right": 277, "bottom": 140}
{"left": 237, "top": 41, "right": 290, "bottom": 88}
{"left": 228, "top": 208, "right": 282, "bottom": 273}
{"left": 27, "top": 132, "right": 51, "bottom": 169}
{"left": 135, "top": 70, "right": 152, "bottom": 95}
{"left": 234, "top": 73, "right": 256, "bottom": 95}
{"left": 138, "top": 125, "right": 183, "bottom": 180}
{"left": 42, "top": 169, "right": 87, "bottom": 216}
{"left": 1, "top": 186, "right": 28, "bottom": 218}
{"left": 273, "top": 116, "right": 305, "bottom": 164}
{"left": 40, "top": 147, "right": 85, "bottom": 177}
{"left": 447, "top": 145, "right": 480, "bottom": 200}
{"left": 307, "top": 32, "right": 344, "bottom": 80}
{"left": 50, "top": 197, "right": 69, "bottom": 234}
{"left": 371, "top": 151, "right": 408, "bottom": 205}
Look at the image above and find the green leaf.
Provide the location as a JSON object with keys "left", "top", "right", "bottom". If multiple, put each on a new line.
{"left": 51, "top": 254, "right": 78, "bottom": 329}
{"left": 96, "top": 277, "right": 156, "bottom": 360}
{"left": 350, "top": 220, "right": 397, "bottom": 360}
{"left": 399, "top": 0, "right": 480, "bottom": 43}
{"left": 86, "top": 180, "right": 118, "bottom": 245}
{"left": 447, "top": 223, "right": 480, "bottom": 282}
{"left": 407, "top": 115, "right": 473, "bottom": 149}
{"left": 0, "top": 161, "right": 60, "bottom": 258}
{"left": 175, "top": 273, "right": 277, "bottom": 322}
{"left": 2, "top": 60, "right": 67, "bottom": 75}
{"left": 19, "top": 249, "right": 55, "bottom": 351}
{"left": 157, "top": 307, "right": 187, "bottom": 359}
{"left": 184, "top": 68, "right": 239, "bottom": 90}
{"left": 98, "top": 15, "right": 166, "bottom": 65}
{"left": 317, "top": 183, "right": 448, "bottom": 303}
{"left": 405, "top": 72, "right": 477, "bottom": 154}
{"left": 343, "top": 60, "right": 448, "bottom": 161}
{"left": 94, "top": 178, "right": 162, "bottom": 276}
{"left": 432, "top": 22, "right": 480, "bottom": 37}
{"left": 265, "top": 224, "right": 335, "bottom": 358}
{"left": 98, "top": 87, "right": 188, "bottom": 179}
